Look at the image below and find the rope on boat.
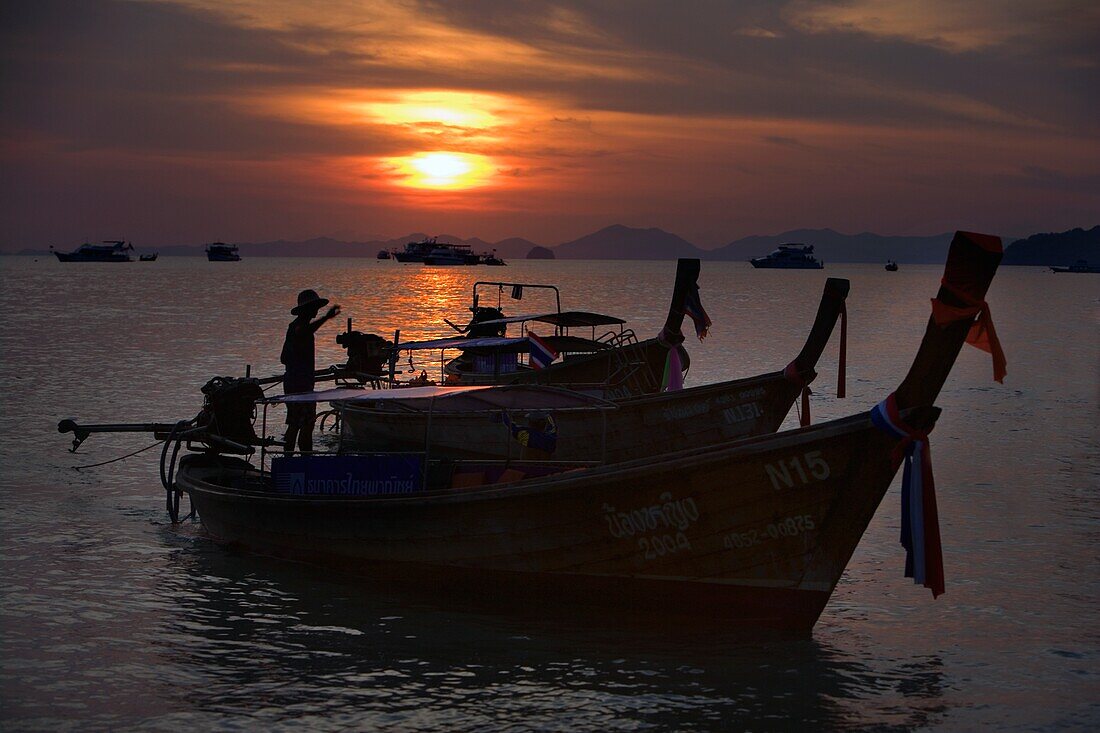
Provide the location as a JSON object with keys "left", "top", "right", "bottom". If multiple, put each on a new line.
{"left": 159, "top": 419, "right": 198, "bottom": 524}
{"left": 72, "top": 440, "right": 164, "bottom": 470}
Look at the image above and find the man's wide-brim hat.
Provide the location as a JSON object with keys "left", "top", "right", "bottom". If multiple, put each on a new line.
{"left": 292, "top": 288, "right": 329, "bottom": 315}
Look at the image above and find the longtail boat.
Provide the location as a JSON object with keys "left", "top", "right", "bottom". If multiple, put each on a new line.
{"left": 157, "top": 231, "right": 1004, "bottom": 634}
{"left": 336, "top": 277, "right": 850, "bottom": 462}
{"left": 394, "top": 267, "right": 709, "bottom": 398}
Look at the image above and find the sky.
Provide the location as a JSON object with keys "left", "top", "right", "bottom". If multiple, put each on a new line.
{"left": 1, "top": 0, "right": 1098, "bottom": 249}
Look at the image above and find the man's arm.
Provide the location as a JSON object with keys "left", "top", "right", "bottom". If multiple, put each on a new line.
{"left": 309, "top": 305, "right": 341, "bottom": 333}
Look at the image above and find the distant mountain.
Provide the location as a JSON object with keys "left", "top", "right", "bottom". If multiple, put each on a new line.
{"left": 237, "top": 237, "right": 377, "bottom": 257}
{"left": 526, "top": 245, "right": 555, "bottom": 259}
{"left": 553, "top": 225, "right": 705, "bottom": 260}
{"left": 493, "top": 237, "right": 542, "bottom": 260}
{"left": 1002, "top": 226, "right": 1099, "bottom": 266}
{"left": 708, "top": 229, "right": 954, "bottom": 264}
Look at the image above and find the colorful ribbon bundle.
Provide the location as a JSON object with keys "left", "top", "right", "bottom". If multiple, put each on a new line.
{"left": 661, "top": 345, "right": 685, "bottom": 392}
{"left": 657, "top": 326, "right": 686, "bottom": 392}
{"left": 870, "top": 392, "right": 944, "bottom": 598}
{"left": 932, "top": 278, "right": 1006, "bottom": 383}
{"left": 682, "top": 283, "right": 712, "bottom": 341}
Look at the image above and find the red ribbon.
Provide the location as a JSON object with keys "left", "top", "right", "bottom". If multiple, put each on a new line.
{"left": 783, "top": 361, "right": 812, "bottom": 427}
{"left": 931, "top": 278, "right": 1006, "bottom": 383}
{"left": 837, "top": 301, "right": 847, "bottom": 399}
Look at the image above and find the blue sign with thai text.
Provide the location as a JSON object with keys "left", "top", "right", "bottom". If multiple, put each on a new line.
{"left": 272, "top": 454, "right": 422, "bottom": 496}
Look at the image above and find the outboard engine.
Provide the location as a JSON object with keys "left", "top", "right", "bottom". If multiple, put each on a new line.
{"left": 467, "top": 307, "right": 506, "bottom": 338}
{"left": 198, "top": 376, "right": 264, "bottom": 452}
{"left": 336, "top": 331, "right": 393, "bottom": 376}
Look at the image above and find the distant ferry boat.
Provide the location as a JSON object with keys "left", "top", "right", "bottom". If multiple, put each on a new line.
{"left": 396, "top": 237, "right": 502, "bottom": 265}
{"left": 424, "top": 244, "right": 475, "bottom": 266}
{"left": 393, "top": 237, "right": 442, "bottom": 263}
{"left": 1050, "top": 260, "right": 1099, "bottom": 273}
{"left": 52, "top": 240, "right": 134, "bottom": 262}
{"left": 750, "top": 243, "right": 824, "bottom": 269}
{"left": 206, "top": 242, "right": 240, "bottom": 261}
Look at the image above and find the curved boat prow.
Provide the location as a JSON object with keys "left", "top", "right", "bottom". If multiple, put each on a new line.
{"left": 654, "top": 258, "right": 705, "bottom": 375}
{"left": 660, "top": 258, "right": 702, "bottom": 340}
{"left": 788, "top": 277, "right": 850, "bottom": 384}
{"left": 894, "top": 231, "right": 1003, "bottom": 413}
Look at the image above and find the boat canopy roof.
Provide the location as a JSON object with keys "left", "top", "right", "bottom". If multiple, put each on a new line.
{"left": 398, "top": 335, "right": 529, "bottom": 352}
{"left": 475, "top": 310, "right": 625, "bottom": 328}
{"left": 397, "top": 333, "right": 607, "bottom": 354}
{"left": 268, "top": 384, "right": 615, "bottom": 411}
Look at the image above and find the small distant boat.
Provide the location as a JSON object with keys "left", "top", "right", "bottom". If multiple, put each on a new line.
{"left": 885, "top": 260, "right": 898, "bottom": 271}
{"left": 52, "top": 240, "right": 134, "bottom": 262}
{"left": 1050, "top": 260, "right": 1099, "bottom": 273}
{"left": 140, "top": 253, "right": 158, "bottom": 262}
{"left": 206, "top": 243, "right": 240, "bottom": 262}
{"left": 481, "top": 250, "right": 506, "bottom": 266}
{"left": 377, "top": 249, "right": 391, "bottom": 260}
{"left": 750, "top": 244, "right": 824, "bottom": 269}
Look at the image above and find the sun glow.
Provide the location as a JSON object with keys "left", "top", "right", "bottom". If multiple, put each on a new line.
{"left": 364, "top": 92, "right": 504, "bottom": 129}
{"left": 385, "top": 151, "right": 494, "bottom": 189}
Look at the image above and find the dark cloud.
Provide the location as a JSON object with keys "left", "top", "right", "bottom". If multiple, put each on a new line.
{"left": 421, "top": 0, "right": 1098, "bottom": 131}
{"left": 0, "top": 0, "right": 1097, "bottom": 247}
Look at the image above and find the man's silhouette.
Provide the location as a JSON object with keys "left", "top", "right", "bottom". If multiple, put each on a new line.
{"left": 281, "top": 289, "right": 340, "bottom": 454}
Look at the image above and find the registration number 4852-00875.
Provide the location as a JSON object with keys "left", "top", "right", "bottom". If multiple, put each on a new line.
{"left": 764, "top": 450, "right": 830, "bottom": 491}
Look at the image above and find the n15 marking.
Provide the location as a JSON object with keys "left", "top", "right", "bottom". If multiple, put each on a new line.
{"left": 765, "top": 450, "right": 830, "bottom": 491}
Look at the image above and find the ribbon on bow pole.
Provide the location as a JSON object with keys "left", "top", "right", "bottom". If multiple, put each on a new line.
{"left": 931, "top": 278, "right": 1006, "bottom": 383}
{"left": 681, "top": 282, "right": 712, "bottom": 341}
{"left": 657, "top": 326, "right": 686, "bottom": 392}
{"left": 871, "top": 393, "right": 944, "bottom": 598}
{"left": 782, "top": 299, "right": 847, "bottom": 427}
{"left": 783, "top": 361, "right": 812, "bottom": 427}
{"left": 837, "top": 301, "right": 847, "bottom": 399}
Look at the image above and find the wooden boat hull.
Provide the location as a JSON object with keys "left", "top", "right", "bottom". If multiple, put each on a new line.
{"left": 180, "top": 409, "right": 912, "bottom": 633}
{"left": 339, "top": 369, "right": 805, "bottom": 463}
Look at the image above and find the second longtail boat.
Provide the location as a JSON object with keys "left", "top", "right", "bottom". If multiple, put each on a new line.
{"left": 336, "top": 276, "right": 850, "bottom": 462}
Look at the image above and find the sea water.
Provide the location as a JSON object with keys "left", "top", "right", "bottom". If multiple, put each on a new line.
{"left": 0, "top": 256, "right": 1097, "bottom": 730}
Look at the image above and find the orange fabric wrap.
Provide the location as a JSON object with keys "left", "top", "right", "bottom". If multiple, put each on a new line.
{"left": 931, "top": 279, "right": 1006, "bottom": 383}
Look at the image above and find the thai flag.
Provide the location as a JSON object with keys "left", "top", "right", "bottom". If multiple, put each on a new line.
{"left": 683, "top": 284, "right": 712, "bottom": 340}
{"left": 528, "top": 332, "right": 558, "bottom": 370}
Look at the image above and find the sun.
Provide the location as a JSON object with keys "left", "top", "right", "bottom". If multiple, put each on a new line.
{"left": 413, "top": 152, "right": 471, "bottom": 181}
{"left": 386, "top": 151, "right": 493, "bottom": 190}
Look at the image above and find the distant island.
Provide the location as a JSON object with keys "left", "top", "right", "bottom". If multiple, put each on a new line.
{"left": 1002, "top": 226, "right": 1099, "bottom": 266}
{"left": 9, "top": 224, "right": 1097, "bottom": 264}
{"left": 526, "top": 246, "right": 555, "bottom": 259}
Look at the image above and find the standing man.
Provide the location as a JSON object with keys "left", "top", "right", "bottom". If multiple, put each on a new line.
{"left": 281, "top": 289, "right": 340, "bottom": 454}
